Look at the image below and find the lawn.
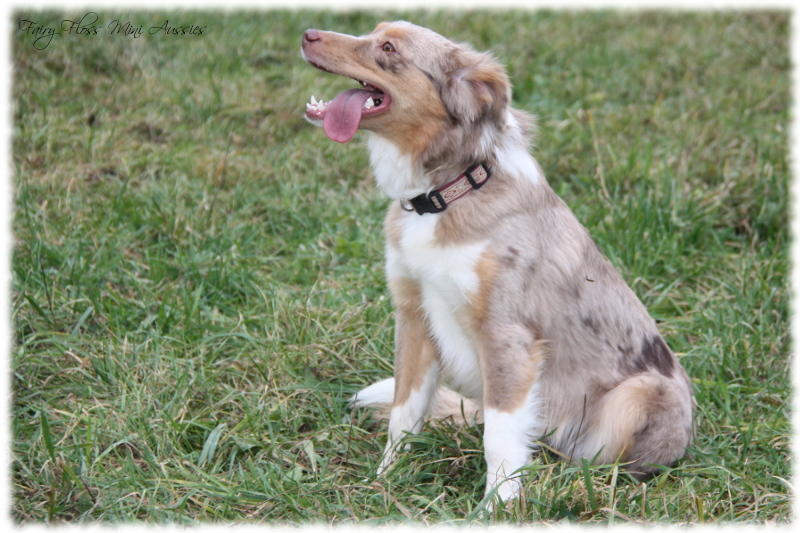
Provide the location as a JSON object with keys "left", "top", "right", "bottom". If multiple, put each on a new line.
{"left": 10, "top": 8, "right": 791, "bottom": 524}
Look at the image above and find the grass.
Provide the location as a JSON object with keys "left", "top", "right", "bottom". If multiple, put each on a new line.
{"left": 10, "top": 8, "right": 791, "bottom": 525}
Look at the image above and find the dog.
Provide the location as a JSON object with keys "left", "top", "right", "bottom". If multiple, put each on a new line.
{"left": 301, "top": 21, "right": 694, "bottom": 503}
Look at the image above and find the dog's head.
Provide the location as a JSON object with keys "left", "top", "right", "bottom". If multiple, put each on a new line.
{"left": 302, "top": 21, "right": 511, "bottom": 162}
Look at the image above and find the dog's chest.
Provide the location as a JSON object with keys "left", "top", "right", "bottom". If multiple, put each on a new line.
{"left": 386, "top": 213, "right": 486, "bottom": 398}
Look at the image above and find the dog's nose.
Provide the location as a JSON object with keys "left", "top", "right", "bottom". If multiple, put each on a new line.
{"left": 304, "top": 29, "right": 321, "bottom": 43}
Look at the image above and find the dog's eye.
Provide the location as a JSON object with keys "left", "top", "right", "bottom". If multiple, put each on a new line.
{"left": 381, "top": 42, "right": 396, "bottom": 53}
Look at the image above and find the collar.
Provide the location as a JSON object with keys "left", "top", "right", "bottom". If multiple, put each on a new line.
{"left": 400, "top": 163, "right": 492, "bottom": 215}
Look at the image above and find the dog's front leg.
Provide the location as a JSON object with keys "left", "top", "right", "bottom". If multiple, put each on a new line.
{"left": 379, "top": 277, "right": 440, "bottom": 474}
{"left": 480, "top": 328, "right": 546, "bottom": 502}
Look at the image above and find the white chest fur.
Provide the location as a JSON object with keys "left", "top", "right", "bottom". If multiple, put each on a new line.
{"left": 368, "top": 134, "right": 430, "bottom": 199}
{"left": 386, "top": 213, "right": 486, "bottom": 399}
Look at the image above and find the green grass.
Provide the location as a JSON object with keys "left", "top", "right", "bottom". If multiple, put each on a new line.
{"left": 11, "top": 8, "right": 790, "bottom": 524}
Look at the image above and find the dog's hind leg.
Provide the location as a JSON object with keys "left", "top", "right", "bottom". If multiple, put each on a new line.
{"left": 570, "top": 371, "right": 694, "bottom": 478}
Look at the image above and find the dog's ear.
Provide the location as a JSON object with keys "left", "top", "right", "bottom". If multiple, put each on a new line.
{"left": 440, "top": 48, "right": 510, "bottom": 124}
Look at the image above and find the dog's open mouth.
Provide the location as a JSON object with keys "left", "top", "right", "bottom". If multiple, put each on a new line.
{"left": 305, "top": 75, "right": 392, "bottom": 143}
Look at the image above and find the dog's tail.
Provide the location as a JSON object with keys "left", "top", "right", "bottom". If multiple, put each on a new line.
{"left": 350, "top": 378, "right": 484, "bottom": 425}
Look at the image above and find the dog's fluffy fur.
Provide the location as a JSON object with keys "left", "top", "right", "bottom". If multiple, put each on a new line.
{"left": 302, "top": 21, "right": 693, "bottom": 502}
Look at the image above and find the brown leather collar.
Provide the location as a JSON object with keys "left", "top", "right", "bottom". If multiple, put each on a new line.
{"left": 400, "top": 163, "right": 492, "bottom": 215}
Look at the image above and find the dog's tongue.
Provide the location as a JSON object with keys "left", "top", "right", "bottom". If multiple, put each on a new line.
{"left": 323, "top": 88, "right": 373, "bottom": 143}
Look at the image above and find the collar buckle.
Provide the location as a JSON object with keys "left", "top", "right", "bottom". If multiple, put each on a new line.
{"left": 409, "top": 189, "right": 447, "bottom": 214}
{"left": 403, "top": 162, "right": 492, "bottom": 215}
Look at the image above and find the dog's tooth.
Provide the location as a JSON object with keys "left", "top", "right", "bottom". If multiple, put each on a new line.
{"left": 364, "top": 97, "right": 375, "bottom": 109}
{"left": 310, "top": 95, "right": 318, "bottom": 105}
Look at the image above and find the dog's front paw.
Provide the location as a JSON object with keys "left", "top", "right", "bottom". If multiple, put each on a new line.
{"left": 376, "top": 451, "right": 396, "bottom": 475}
{"left": 377, "top": 437, "right": 405, "bottom": 475}
{"left": 485, "top": 472, "right": 522, "bottom": 502}
{"left": 475, "top": 479, "right": 521, "bottom": 517}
